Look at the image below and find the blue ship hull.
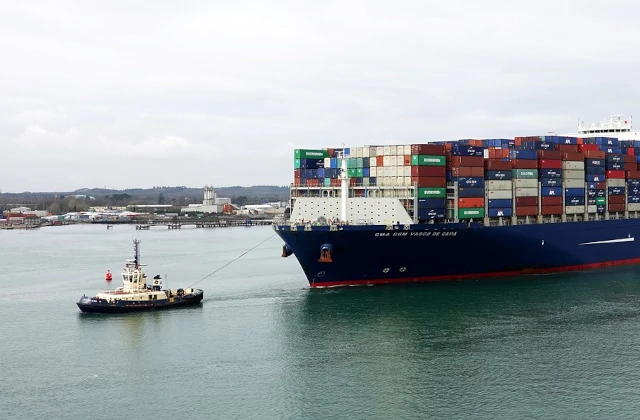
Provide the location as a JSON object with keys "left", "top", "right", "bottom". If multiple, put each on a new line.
{"left": 274, "top": 219, "right": 640, "bottom": 287}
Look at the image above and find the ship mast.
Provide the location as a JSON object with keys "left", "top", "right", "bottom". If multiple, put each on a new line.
{"left": 338, "top": 150, "right": 349, "bottom": 222}
{"left": 133, "top": 238, "right": 140, "bottom": 268}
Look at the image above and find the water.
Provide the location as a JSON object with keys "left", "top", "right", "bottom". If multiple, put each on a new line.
{"left": 2, "top": 224, "right": 640, "bottom": 419}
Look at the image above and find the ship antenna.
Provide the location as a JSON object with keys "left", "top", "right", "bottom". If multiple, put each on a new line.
{"left": 339, "top": 144, "right": 349, "bottom": 223}
{"left": 133, "top": 238, "right": 141, "bottom": 268}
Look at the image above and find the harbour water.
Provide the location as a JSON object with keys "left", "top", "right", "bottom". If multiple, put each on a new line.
{"left": 2, "top": 224, "right": 640, "bottom": 419}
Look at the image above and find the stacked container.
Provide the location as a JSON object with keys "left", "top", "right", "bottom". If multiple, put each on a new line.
{"left": 448, "top": 144, "right": 485, "bottom": 219}
{"left": 294, "top": 149, "right": 329, "bottom": 187}
{"left": 510, "top": 149, "right": 539, "bottom": 216}
{"left": 412, "top": 144, "right": 447, "bottom": 221}
{"left": 538, "top": 149, "right": 563, "bottom": 215}
{"left": 485, "top": 158, "right": 513, "bottom": 217}
{"left": 559, "top": 144, "right": 585, "bottom": 215}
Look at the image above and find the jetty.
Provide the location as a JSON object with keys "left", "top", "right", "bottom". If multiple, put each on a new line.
{"left": 135, "top": 219, "right": 273, "bottom": 230}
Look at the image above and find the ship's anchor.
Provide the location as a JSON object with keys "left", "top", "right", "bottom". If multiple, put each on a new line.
{"left": 281, "top": 244, "right": 293, "bottom": 258}
{"left": 318, "top": 243, "right": 334, "bottom": 263}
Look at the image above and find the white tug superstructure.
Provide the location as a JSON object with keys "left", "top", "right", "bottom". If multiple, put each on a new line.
{"left": 77, "top": 239, "right": 203, "bottom": 313}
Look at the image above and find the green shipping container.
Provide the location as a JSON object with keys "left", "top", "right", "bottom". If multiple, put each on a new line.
{"left": 411, "top": 155, "right": 446, "bottom": 166}
{"left": 356, "top": 168, "right": 364, "bottom": 178}
{"left": 324, "top": 178, "right": 331, "bottom": 187}
{"left": 294, "top": 149, "right": 329, "bottom": 159}
{"left": 294, "top": 159, "right": 301, "bottom": 169}
{"left": 595, "top": 197, "right": 606, "bottom": 205}
{"left": 348, "top": 158, "right": 357, "bottom": 169}
{"left": 347, "top": 168, "right": 358, "bottom": 178}
{"left": 458, "top": 208, "right": 485, "bottom": 219}
{"left": 512, "top": 169, "right": 538, "bottom": 179}
{"left": 418, "top": 187, "right": 446, "bottom": 198}
{"left": 356, "top": 157, "right": 364, "bottom": 168}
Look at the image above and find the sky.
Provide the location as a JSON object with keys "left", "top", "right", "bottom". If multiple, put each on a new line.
{"left": 1, "top": 0, "right": 639, "bottom": 193}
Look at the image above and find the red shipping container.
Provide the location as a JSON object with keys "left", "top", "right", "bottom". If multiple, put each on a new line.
{"left": 488, "top": 148, "right": 497, "bottom": 159}
{"left": 629, "top": 148, "right": 635, "bottom": 156}
{"left": 557, "top": 144, "right": 579, "bottom": 153}
{"left": 411, "top": 166, "right": 446, "bottom": 177}
{"left": 608, "top": 195, "right": 625, "bottom": 204}
{"left": 609, "top": 203, "right": 626, "bottom": 212}
{"left": 501, "top": 149, "right": 510, "bottom": 158}
{"left": 449, "top": 156, "right": 484, "bottom": 167}
{"left": 485, "top": 159, "right": 511, "bottom": 170}
{"left": 578, "top": 144, "right": 599, "bottom": 152}
{"left": 330, "top": 179, "right": 341, "bottom": 187}
{"left": 596, "top": 182, "right": 606, "bottom": 189}
{"left": 516, "top": 196, "right": 538, "bottom": 206}
{"left": 562, "top": 152, "right": 584, "bottom": 161}
{"left": 540, "top": 205, "right": 563, "bottom": 215}
{"left": 624, "top": 154, "right": 636, "bottom": 163}
{"left": 451, "top": 167, "right": 473, "bottom": 177}
{"left": 584, "top": 150, "right": 606, "bottom": 159}
{"left": 458, "top": 198, "right": 484, "bottom": 208}
{"left": 515, "top": 206, "right": 538, "bottom": 216}
{"left": 349, "top": 178, "right": 357, "bottom": 186}
{"left": 307, "top": 179, "right": 319, "bottom": 187}
{"left": 294, "top": 169, "right": 301, "bottom": 178}
{"left": 538, "top": 150, "right": 562, "bottom": 159}
{"left": 511, "top": 159, "right": 538, "bottom": 169}
{"left": 414, "top": 177, "right": 447, "bottom": 187}
{"left": 376, "top": 156, "right": 384, "bottom": 166}
{"left": 606, "top": 170, "right": 625, "bottom": 179}
{"left": 294, "top": 177, "right": 301, "bottom": 186}
{"left": 470, "top": 167, "right": 484, "bottom": 177}
{"left": 625, "top": 163, "right": 638, "bottom": 171}
{"left": 541, "top": 196, "right": 562, "bottom": 206}
{"left": 538, "top": 159, "right": 562, "bottom": 169}
{"left": 404, "top": 155, "right": 412, "bottom": 166}
{"left": 411, "top": 144, "right": 445, "bottom": 155}
{"left": 627, "top": 171, "right": 640, "bottom": 179}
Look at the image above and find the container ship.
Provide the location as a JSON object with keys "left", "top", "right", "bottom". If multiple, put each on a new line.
{"left": 274, "top": 115, "right": 640, "bottom": 287}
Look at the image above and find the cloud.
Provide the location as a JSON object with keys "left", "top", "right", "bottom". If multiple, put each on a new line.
{"left": 1, "top": 0, "right": 640, "bottom": 191}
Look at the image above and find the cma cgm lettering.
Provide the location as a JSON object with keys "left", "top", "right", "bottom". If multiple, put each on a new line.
{"left": 278, "top": 116, "right": 640, "bottom": 287}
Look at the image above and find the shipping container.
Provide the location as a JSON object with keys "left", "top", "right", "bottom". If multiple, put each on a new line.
{"left": 417, "top": 187, "right": 446, "bottom": 198}
{"left": 485, "top": 160, "right": 512, "bottom": 171}
{"left": 566, "top": 196, "right": 585, "bottom": 206}
{"left": 538, "top": 159, "right": 562, "bottom": 169}
{"left": 486, "top": 180, "right": 512, "bottom": 191}
{"left": 487, "top": 190, "right": 513, "bottom": 199}
{"left": 540, "top": 178, "right": 562, "bottom": 187}
{"left": 562, "top": 170, "right": 585, "bottom": 179}
{"left": 411, "top": 166, "right": 446, "bottom": 177}
{"left": 411, "top": 144, "right": 445, "bottom": 155}
{"left": 485, "top": 170, "right": 512, "bottom": 180}
{"left": 295, "top": 149, "right": 329, "bottom": 159}
{"left": 562, "top": 161, "right": 585, "bottom": 170}
{"left": 515, "top": 206, "right": 538, "bottom": 216}
{"left": 515, "top": 187, "right": 538, "bottom": 197}
{"left": 512, "top": 169, "right": 538, "bottom": 179}
{"left": 539, "top": 168, "right": 562, "bottom": 178}
{"left": 540, "top": 205, "right": 563, "bottom": 215}
{"left": 458, "top": 198, "right": 484, "bottom": 208}
{"left": 456, "top": 177, "right": 485, "bottom": 188}
{"left": 541, "top": 187, "right": 562, "bottom": 197}
{"left": 541, "top": 196, "right": 562, "bottom": 206}
{"left": 511, "top": 159, "right": 539, "bottom": 169}
{"left": 487, "top": 207, "right": 512, "bottom": 217}
{"left": 516, "top": 196, "right": 538, "bottom": 206}
{"left": 488, "top": 199, "right": 513, "bottom": 208}
{"left": 564, "top": 188, "right": 585, "bottom": 197}
{"left": 449, "top": 156, "right": 484, "bottom": 167}
{"left": 457, "top": 187, "right": 485, "bottom": 198}
{"left": 565, "top": 205, "right": 585, "bottom": 214}
{"left": 608, "top": 195, "right": 625, "bottom": 204}
{"left": 458, "top": 208, "right": 485, "bottom": 219}
{"left": 537, "top": 150, "right": 562, "bottom": 160}
{"left": 411, "top": 155, "right": 446, "bottom": 166}
{"left": 609, "top": 203, "right": 626, "bottom": 212}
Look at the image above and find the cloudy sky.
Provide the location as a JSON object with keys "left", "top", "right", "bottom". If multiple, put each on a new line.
{"left": 1, "top": 0, "right": 639, "bottom": 192}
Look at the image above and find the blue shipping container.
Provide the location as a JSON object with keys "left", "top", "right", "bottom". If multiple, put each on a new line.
{"left": 585, "top": 159, "right": 604, "bottom": 167}
{"left": 586, "top": 166, "right": 606, "bottom": 175}
{"left": 586, "top": 174, "right": 606, "bottom": 182}
{"left": 487, "top": 207, "right": 513, "bottom": 217}
{"left": 605, "top": 154, "right": 623, "bottom": 163}
{"left": 509, "top": 149, "right": 538, "bottom": 160}
{"left": 485, "top": 170, "right": 512, "bottom": 180}
{"left": 608, "top": 187, "right": 625, "bottom": 195}
{"left": 539, "top": 168, "right": 562, "bottom": 178}
{"left": 606, "top": 162, "right": 623, "bottom": 171}
{"left": 418, "top": 198, "right": 447, "bottom": 208}
{"left": 628, "top": 196, "right": 640, "bottom": 203}
{"left": 488, "top": 199, "right": 513, "bottom": 208}
{"left": 566, "top": 196, "right": 585, "bottom": 206}
{"left": 564, "top": 188, "right": 585, "bottom": 197}
{"left": 456, "top": 177, "right": 485, "bottom": 187}
{"left": 540, "top": 178, "right": 562, "bottom": 187}
{"left": 629, "top": 187, "right": 640, "bottom": 195}
{"left": 417, "top": 208, "right": 446, "bottom": 220}
{"left": 541, "top": 187, "right": 562, "bottom": 197}
{"left": 628, "top": 179, "right": 640, "bottom": 187}
{"left": 457, "top": 187, "right": 485, "bottom": 198}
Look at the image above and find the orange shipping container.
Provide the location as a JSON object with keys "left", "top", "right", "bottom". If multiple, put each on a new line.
{"left": 376, "top": 156, "right": 384, "bottom": 166}
{"left": 458, "top": 198, "right": 484, "bottom": 208}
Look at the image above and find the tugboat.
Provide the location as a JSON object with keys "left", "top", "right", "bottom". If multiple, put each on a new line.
{"left": 77, "top": 239, "right": 204, "bottom": 313}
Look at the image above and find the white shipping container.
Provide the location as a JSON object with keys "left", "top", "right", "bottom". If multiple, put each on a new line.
{"left": 486, "top": 180, "right": 512, "bottom": 191}
{"left": 564, "top": 179, "right": 586, "bottom": 188}
{"left": 324, "top": 158, "right": 331, "bottom": 168}
{"left": 403, "top": 176, "right": 412, "bottom": 186}
{"left": 377, "top": 177, "right": 386, "bottom": 186}
{"left": 369, "top": 147, "right": 377, "bottom": 157}
{"left": 385, "top": 176, "right": 396, "bottom": 186}
{"left": 629, "top": 203, "right": 640, "bottom": 211}
{"left": 402, "top": 145, "right": 411, "bottom": 155}
{"left": 354, "top": 147, "right": 362, "bottom": 158}
{"left": 565, "top": 205, "right": 585, "bottom": 214}
{"left": 562, "top": 170, "right": 585, "bottom": 179}
{"left": 370, "top": 157, "right": 377, "bottom": 167}
{"left": 389, "top": 155, "right": 397, "bottom": 167}
{"left": 562, "top": 161, "right": 584, "bottom": 170}
{"left": 515, "top": 187, "right": 538, "bottom": 197}
{"left": 487, "top": 190, "right": 513, "bottom": 199}
{"left": 362, "top": 146, "right": 370, "bottom": 158}
{"left": 370, "top": 167, "right": 377, "bottom": 177}
{"left": 513, "top": 179, "right": 538, "bottom": 188}
{"left": 403, "top": 166, "right": 411, "bottom": 176}
{"left": 483, "top": 149, "right": 490, "bottom": 159}
{"left": 388, "top": 166, "right": 398, "bottom": 177}
{"left": 389, "top": 145, "right": 397, "bottom": 156}
{"left": 377, "top": 147, "right": 385, "bottom": 157}
{"left": 606, "top": 179, "right": 625, "bottom": 187}
{"left": 383, "top": 156, "right": 392, "bottom": 167}
{"left": 587, "top": 205, "right": 597, "bottom": 213}
{"left": 396, "top": 176, "right": 405, "bottom": 186}
{"left": 383, "top": 146, "right": 391, "bottom": 155}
